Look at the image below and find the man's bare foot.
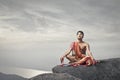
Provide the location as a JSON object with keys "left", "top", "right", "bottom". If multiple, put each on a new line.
{"left": 70, "top": 62, "right": 80, "bottom": 67}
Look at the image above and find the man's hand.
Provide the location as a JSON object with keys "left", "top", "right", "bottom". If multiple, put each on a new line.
{"left": 92, "top": 58, "right": 96, "bottom": 65}
{"left": 60, "top": 56, "right": 64, "bottom": 64}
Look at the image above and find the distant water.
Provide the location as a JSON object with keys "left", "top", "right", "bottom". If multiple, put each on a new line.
{"left": 0, "top": 66, "right": 52, "bottom": 78}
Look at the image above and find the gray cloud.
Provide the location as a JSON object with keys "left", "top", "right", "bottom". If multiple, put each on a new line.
{"left": 0, "top": 0, "right": 120, "bottom": 44}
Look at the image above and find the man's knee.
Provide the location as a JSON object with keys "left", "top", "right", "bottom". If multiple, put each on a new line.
{"left": 85, "top": 56, "right": 90, "bottom": 60}
{"left": 66, "top": 55, "right": 71, "bottom": 59}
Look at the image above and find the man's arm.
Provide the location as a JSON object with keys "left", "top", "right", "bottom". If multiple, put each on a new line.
{"left": 86, "top": 43, "right": 97, "bottom": 64}
{"left": 86, "top": 43, "right": 94, "bottom": 59}
{"left": 60, "top": 42, "right": 75, "bottom": 64}
{"left": 60, "top": 48, "right": 72, "bottom": 64}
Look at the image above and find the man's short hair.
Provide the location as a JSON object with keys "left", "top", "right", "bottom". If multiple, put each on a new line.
{"left": 76, "top": 31, "right": 84, "bottom": 36}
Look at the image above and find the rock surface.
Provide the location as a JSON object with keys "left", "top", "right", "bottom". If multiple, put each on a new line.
{"left": 29, "top": 73, "right": 81, "bottom": 80}
{"left": 0, "top": 71, "right": 81, "bottom": 80}
{"left": 52, "top": 58, "right": 120, "bottom": 80}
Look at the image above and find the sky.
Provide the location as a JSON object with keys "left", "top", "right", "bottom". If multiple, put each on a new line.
{"left": 0, "top": 0, "right": 120, "bottom": 71}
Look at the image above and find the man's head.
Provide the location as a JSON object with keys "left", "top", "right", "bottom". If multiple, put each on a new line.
{"left": 76, "top": 31, "right": 84, "bottom": 40}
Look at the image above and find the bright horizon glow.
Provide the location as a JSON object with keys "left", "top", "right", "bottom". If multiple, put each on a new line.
{"left": 0, "top": 66, "right": 52, "bottom": 78}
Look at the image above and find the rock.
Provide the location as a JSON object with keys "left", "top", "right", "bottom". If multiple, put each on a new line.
{"left": 52, "top": 58, "right": 120, "bottom": 80}
{"left": 29, "top": 73, "right": 81, "bottom": 80}
{"left": 0, "top": 72, "right": 27, "bottom": 80}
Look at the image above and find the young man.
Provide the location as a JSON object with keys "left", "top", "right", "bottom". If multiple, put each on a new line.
{"left": 60, "top": 31, "right": 96, "bottom": 66}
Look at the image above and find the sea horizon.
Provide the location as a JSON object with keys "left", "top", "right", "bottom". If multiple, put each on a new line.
{"left": 0, "top": 66, "right": 52, "bottom": 78}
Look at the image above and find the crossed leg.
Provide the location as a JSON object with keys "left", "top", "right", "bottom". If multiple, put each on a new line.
{"left": 66, "top": 55, "right": 93, "bottom": 66}
{"left": 66, "top": 54, "right": 93, "bottom": 66}
{"left": 76, "top": 56, "right": 93, "bottom": 66}
{"left": 66, "top": 55, "right": 77, "bottom": 63}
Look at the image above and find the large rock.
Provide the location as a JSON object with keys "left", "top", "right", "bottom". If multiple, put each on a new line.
{"left": 52, "top": 58, "right": 120, "bottom": 80}
{"left": 29, "top": 73, "right": 81, "bottom": 80}
{"left": 0, "top": 72, "right": 27, "bottom": 80}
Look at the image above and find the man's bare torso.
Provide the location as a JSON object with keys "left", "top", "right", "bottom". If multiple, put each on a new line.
{"left": 72, "top": 41, "right": 88, "bottom": 55}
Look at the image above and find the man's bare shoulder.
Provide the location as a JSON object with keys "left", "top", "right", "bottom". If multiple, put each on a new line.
{"left": 83, "top": 41, "right": 89, "bottom": 46}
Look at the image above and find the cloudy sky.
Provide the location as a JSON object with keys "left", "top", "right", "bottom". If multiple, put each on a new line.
{"left": 0, "top": 0, "right": 120, "bottom": 71}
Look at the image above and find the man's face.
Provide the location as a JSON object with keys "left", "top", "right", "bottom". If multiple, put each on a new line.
{"left": 77, "top": 32, "right": 84, "bottom": 39}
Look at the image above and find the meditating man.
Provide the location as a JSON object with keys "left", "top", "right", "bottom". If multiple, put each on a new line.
{"left": 60, "top": 31, "right": 97, "bottom": 66}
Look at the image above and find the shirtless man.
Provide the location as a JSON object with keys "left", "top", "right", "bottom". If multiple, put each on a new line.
{"left": 60, "top": 31, "right": 96, "bottom": 66}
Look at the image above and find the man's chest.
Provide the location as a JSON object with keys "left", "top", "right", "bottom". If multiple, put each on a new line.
{"left": 78, "top": 44, "right": 86, "bottom": 50}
